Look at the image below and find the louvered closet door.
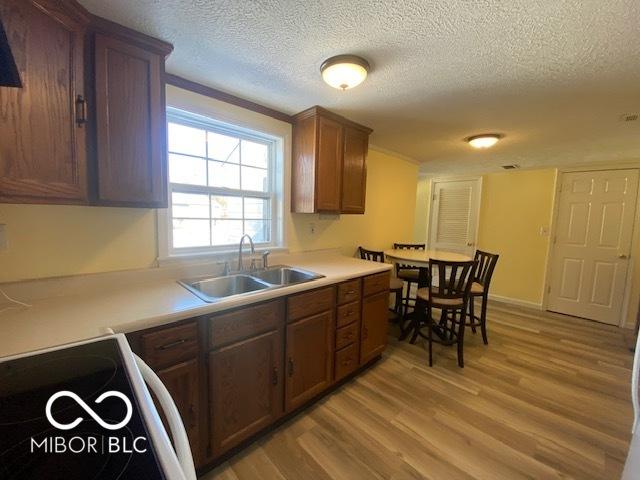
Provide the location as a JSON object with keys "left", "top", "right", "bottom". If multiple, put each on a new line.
{"left": 429, "top": 179, "right": 481, "bottom": 256}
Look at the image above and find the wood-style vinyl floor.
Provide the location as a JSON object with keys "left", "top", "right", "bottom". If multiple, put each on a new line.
{"left": 205, "top": 304, "right": 635, "bottom": 480}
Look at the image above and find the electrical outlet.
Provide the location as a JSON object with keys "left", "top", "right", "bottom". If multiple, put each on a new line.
{"left": 539, "top": 226, "right": 550, "bottom": 237}
{"left": 0, "top": 224, "right": 7, "bottom": 250}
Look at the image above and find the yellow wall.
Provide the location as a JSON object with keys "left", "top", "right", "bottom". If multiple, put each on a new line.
{"left": 0, "top": 83, "right": 418, "bottom": 283}
{"left": 413, "top": 169, "right": 556, "bottom": 305}
{"left": 413, "top": 177, "right": 430, "bottom": 243}
{"left": 476, "top": 169, "right": 556, "bottom": 304}
{"left": 414, "top": 168, "right": 640, "bottom": 327}
{"left": 0, "top": 205, "right": 157, "bottom": 282}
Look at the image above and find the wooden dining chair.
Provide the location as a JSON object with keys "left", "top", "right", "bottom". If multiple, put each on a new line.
{"left": 393, "top": 243, "right": 425, "bottom": 316}
{"left": 412, "top": 259, "right": 476, "bottom": 367}
{"left": 467, "top": 250, "right": 499, "bottom": 345}
{"left": 358, "top": 246, "right": 404, "bottom": 316}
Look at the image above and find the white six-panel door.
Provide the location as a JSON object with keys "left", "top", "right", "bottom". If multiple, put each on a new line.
{"left": 429, "top": 178, "right": 481, "bottom": 257}
{"left": 547, "top": 169, "right": 639, "bottom": 325}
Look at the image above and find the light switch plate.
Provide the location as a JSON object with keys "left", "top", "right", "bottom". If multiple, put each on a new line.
{"left": 0, "top": 224, "right": 6, "bottom": 250}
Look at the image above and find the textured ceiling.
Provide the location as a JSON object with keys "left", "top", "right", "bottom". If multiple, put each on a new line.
{"left": 78, "top": 0, "right": 640, "bottom": 174}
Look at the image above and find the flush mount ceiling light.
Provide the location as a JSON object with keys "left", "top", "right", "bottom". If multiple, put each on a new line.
{"left": 466, "top": 134, "right": 503, "bottom": 149}
{"left": 320, "top": 55, "right": 370, "bottom": 90}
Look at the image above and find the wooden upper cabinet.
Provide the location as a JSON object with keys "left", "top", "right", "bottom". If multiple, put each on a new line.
{"left": 316, "top": 116, "right": 343, "bottom": 212}
{"left": 0, "top": 0, "right": 89, "bottom": 204}
{"left": 341, "top": 126, "right": 368, "bottom": 214}
{"left": 92, "top": 26, "right": 171, "bottom": 207}
{"left": 291, "top": 106, "right": 372, "bottom": 214}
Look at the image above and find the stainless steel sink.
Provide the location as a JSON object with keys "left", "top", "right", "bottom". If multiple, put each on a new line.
{"left": 179, "top": 274, "right": 272, "bottom": 303}
{"left": 251, "top": 266, "right": 324, "bottom": 286}
{"left": 178, "top": 266, "right": 324, "bottom": 303}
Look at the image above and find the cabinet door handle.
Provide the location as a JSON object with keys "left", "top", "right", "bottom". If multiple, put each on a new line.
{"left": 188, "top": 404, "right": 197, "bottom": 429}
{"left": 272, "top": 366, "right": 278, "bottom": 385}
{"left": 363, "top": 326, "right": 368, "bottom": 339}
{"left": 287, "top": 357, "right": 294, "bottom": 377}
{"left": 75, "top": 95, "right": 87, "bottom": 125}
{"left": 157, "top": 338, "right": 187, "bottom": 350}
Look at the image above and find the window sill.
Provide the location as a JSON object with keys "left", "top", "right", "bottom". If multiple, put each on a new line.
{"left": 157, "top": 246, "right": 289, "bottom": 267}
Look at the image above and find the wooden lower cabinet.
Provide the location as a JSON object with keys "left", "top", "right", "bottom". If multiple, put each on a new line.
{"left": 361, "top": 290, "right": 389, "bottom": 364}
{"left": 209, "top": 328, "right": 283, "bottom": 456}
{"left": 156, "top": 358, "right": 202, "bottom": 465}
{"left": 285, "top": 310, "right": 334, "bottom": 412}
{"left": 131, "top": 272, "right": 390, "bottom": 472}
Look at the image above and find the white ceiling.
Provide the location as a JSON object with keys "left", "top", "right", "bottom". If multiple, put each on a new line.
{"left": 79, "top": 0, "right": 640, "bottom": 175}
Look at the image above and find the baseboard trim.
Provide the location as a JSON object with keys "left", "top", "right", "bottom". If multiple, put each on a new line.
{"left": 488, "top": 293, "right": 543, "bottom": 310}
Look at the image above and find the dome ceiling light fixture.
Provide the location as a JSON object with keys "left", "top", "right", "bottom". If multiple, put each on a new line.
{"left": 466, "top": 133, "right": 503, "bottom": 149}
{"left": 320, "top": 54, "right": 370, "bottom": 90}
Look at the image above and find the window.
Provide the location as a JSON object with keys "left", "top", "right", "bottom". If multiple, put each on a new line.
{"left": 165, "top": 109, "right": 280, "bottom": 254}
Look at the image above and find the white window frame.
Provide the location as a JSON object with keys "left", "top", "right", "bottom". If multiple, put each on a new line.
{"left": 158, "top": 107, "right": 284, "bottom": 261}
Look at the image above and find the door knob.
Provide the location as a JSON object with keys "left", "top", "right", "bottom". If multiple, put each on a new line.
{"left": 618, "top": 254, "right": 629, "bottom": 259}
{"left": 466, "top": 242, "right": 474, "bottom": 247}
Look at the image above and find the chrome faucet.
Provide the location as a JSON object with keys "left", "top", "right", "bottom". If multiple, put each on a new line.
{"left": 237, "top": 234, "right": 255, "bottom": 271}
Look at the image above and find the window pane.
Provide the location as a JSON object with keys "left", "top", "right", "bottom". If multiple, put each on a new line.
{"left": 241, "top": 140, "right": 268, "bottom": 168}
{"left": 245, "top": 220, "right": 270, "bottom": 243}
{"left": 241, "top": 166, "right": 268, "bottom": 192}
{"left": 244, "top": 197, "right": 269, "bottom": 219}
{"left": 169, "top": 154, "right": 207, "bottom": 186}
{"left": 212, "top": 219, "right": 243, "bottom": 246}
{"left": 173, "top": 219, "right": 210, "bottom": 248}
{"left": 209, "top": 161, "right": 240, "bottom": 189}
{"left": 172, "top": 192, "right": 209, "bottom": 218}
{"left": 208, "top": 132, "right": 240, "bottom": 162}
{"left": 211, "top": 196, "right": 242, "bottom": 219}
{"left": 168, "top": 123, "right": 206, "bottom": 157}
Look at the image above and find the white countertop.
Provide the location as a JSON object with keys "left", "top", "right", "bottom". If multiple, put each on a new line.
{"left": 0, "top": 253, "right": 391, "bottom": 358}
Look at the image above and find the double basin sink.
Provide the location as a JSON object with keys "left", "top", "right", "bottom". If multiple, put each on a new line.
{"left": 179, "top": 265, "right": 324, "bottom": 303}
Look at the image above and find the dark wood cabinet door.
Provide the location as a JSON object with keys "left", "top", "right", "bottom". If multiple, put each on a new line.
{"left": 315, "top": 116, "right": 343, "bottom": 212}
{"left": 156, "top": 358, "right": 202, "bottom": 465}
{"left": 361, "top": 290, "right": 389, "bottom": 364}
{"left": 0, "top": 0, "right": 88, "bottom": 203}
{"left": 209, "top": 329, "right": 283, "bottom": 456}
{"left": 94, "top": 33, "right": 167, "bottom": 207}
{"left": 285, "top": 310, "right": 334, "bottom": 412}
{"left": 341, "top": 126, "right": 368, "bottom": 214}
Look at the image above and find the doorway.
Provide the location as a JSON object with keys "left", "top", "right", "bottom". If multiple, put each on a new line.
{"left": 428, "top": 177, "right": 481, "bottom": 257}
{"left": 547, "top": 169, "right": 639, "bottom": 325}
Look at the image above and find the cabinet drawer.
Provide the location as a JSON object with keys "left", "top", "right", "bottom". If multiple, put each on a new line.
{"left": 141, "top": 322, "right": 199, "bottom": 369}
{"left": 363, "top": 271, "right": 390, "bottom": 297}
{"left": 209, "top": 299, "right": 284, "bottom": 350}
{"left": 335, "top": 343, "right": 359, "bottom": 381}
{"left": 336, "top": 301, "right": 360, "bottom": 328}
{"left": 337, "top": 279, "right": 361, "bottom": 305}
{"left": 287, "top": 286, "right": 335, "bottom": 323}
{"left": 336, "top": 322, "right": 359, "bottom": 350}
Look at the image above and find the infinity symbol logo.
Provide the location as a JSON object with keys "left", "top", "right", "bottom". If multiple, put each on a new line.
{"left": 45, "top": 391, "right": 133, "bottom": 431}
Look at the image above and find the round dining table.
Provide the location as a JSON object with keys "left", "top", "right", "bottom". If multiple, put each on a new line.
{"left": 384, "top": 248, "right": 472, "bottom": 267}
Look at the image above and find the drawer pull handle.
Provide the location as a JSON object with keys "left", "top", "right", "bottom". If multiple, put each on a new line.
{"left": 157, "top": 338, "right": 187, "bottom": 350}
{"left": 75, "top": 95, "right": 87, "bottom": 125}
{"left": 272, "top": 366, "right": 278, "bottom": 386}
{"left": 287, "top": 357, "right": 294, "bottom": 377}
{"left": 346, "top": 290, "right": 356, "bottom": 295}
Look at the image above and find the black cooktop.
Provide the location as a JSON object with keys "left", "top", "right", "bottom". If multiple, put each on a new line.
{"left": 0, "top": 339, "right": 166, "bottom": 480}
